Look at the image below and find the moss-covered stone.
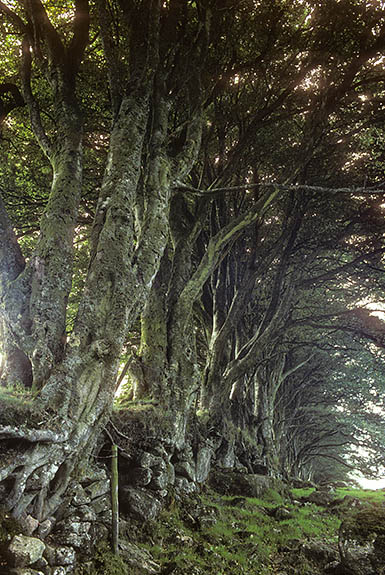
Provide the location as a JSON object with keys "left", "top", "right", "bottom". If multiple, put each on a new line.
{"left": 0, "top": 509, "right": 23, "bottom": 566}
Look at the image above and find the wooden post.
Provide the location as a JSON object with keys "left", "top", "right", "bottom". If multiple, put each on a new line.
{"left": 111, "top": 443, "right": 119, "bottom": 555}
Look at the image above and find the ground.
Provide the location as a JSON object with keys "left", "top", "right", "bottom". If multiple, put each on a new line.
{"left": 76, "top": 485, "right": 385, "bottom": 575}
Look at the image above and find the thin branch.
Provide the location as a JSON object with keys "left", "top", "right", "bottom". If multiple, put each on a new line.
{"left": 20, "top": 37, "right": 52, "bottom": 157}
{"left": 175, "top": 181, "right": 385, "bottom": 196}
{"left": 0, "top": 1, "right": 27, "bottom": 32}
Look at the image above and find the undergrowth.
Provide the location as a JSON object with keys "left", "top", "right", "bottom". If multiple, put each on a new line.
{"left": 81, "top": 485, "right": 385, "bottom": 574}
{"left": 139, "top": 487, "right": 341, "bottom": 574}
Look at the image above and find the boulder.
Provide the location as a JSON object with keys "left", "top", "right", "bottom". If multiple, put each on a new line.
{"left": 174, "top": 461, "right": 196, "bottom": 482}
{"left": 119, "top": 486, "right": 162, "bottom": 521}
{"left": 38, "top": 519, "right": 54, "bottom": 539}
{"left": 196, "top": 447, "right": 213, "bottom": 483}
{"left": 149, "top": 471, "right": 170, "bottom": 491}
{"left": 126, "top": 467, "right": 152, "bottom": 487}
{"left": 174, "top": 477, "right": 197, "bottom": 496}
{"left": 51, "top": 568, "right": 69, "bottom": 575}
{"left": 119, "top": 541, "right": 160, "bottom": 574}
{"left": 252, "top": 464, "right": 269, "bottom": 476}
{"left": 301, "top": 541, "right": 338, "bottom": 564}
{"left": 215, "top": 439, "right": 235, "bottom": 469}
{"left": 324, "top": 561, "right": 349, "bottom": 574}
{"left": 338, "top": 505, "right": 385, "bottom": 575}
{"left": 71, "top": 484, "right": 91, "bottom": 506}
{"left": 90, "top": 494, "right": 110, "bottom": 515}
{"left": 138, "top": 452, "right": 163, "bottom": 469}
{"left": 21, "top": 516, "right": 39, "bottom": 536}
{"left": 54, "top": 521, "right": 92, "bottom": 550}
{"left": 208, "top": 470, "right": 282, "bottom": 498}
{"left": 29, "top": 556, "right": 50, "bottom": 575}
{"left": 85, "top": 480, "right": 109, "bottom": 500}
{"left": 303, "top": 490, "right": 336, "bottom": 507}
{"left": 271, "top": 507, "right": 292, "bottom": 521}
{"left": 8, "top": 535, "right": 45, "bottom": 568}
{"left": 55, "top": 547, "right": 76, "bottom": 566}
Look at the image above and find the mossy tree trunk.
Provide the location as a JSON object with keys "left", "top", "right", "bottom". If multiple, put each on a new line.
{"left": 0, "top": 0, "right": 209, "bottom": 520}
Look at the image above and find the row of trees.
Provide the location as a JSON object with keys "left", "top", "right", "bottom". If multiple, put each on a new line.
{"left": 0, "top": 0, "right": 384, "bottom": 520}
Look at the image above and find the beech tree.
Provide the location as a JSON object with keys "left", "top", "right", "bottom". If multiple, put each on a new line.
{"left": 0, "top": 0, "right": 385, "bottom": 527}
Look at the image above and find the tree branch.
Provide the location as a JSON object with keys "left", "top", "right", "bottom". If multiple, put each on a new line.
{"left": 20, "top": 37, "right": 52, "bottom": 157}
{"left": 67, "top": 0, "right": 90, "bottom": 75}
{"left": 0, "top": 193, "right": 25, "bottom": 290}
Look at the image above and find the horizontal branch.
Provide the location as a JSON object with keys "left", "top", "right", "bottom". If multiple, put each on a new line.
{"left": 0, "top": 425, "right": 69, "bottom": 443}
{"left": 175, "top": 181, "right": 385, "bottom": 197}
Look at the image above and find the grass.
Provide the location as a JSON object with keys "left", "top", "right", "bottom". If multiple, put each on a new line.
{"left": 82, "top": 485, "right": 385, "bottom": 574}
{"left": 0, "top": 384, "right": 44, "bottom": 427}
{"left": 291, "top": 487, "right": 316, "bottom": 499}
{"left": 334, "top": 487, "right": 385, "bottom": 504}
{"left": 138, "top": 487, "right": 344, "bottom": 574}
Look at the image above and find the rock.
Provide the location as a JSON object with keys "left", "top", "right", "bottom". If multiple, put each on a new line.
{"left": 8, "top": 535, "right": 45, "bottom": 568}
{"left": 85, "top": 480, "right": 109, "bottom": 500}
{"left": 149, "top": 471, "right": 170, "bottom": 491}
{"left": 73, "top": 505, "right": 97, "bottom": 522}
{"left": 272, "top": 507, "right": 293, "bottom": 521}
{"left": 166, "top": 462, "right": 175, "bottom": 486}
{"left": 43, "top": 544, "right": 56, "bottom": 566}
{"left": 198, "top": 512, "right": 217, "bottom": 528}
{"left": 55, "top": 521, "right": 92, "bottom": 550}
{"left": 341, "top": 538, "right": 375, "bottom": 575}
{"left": 174, "top": 477, "right": 197, "bottom": 496}
{"left": 38, "top": 519, "right": 54, "bottom": 539}
{"left": 329, "top": 496, "right": 365, "bottom": 515}
{"left": 52, "top": 568, "right": 69, "bottom": 575}
{"left": 30, "top": 556, "right": 50, "bottom": 575}
{"left": 290, "top": 479, "right": 316, "bottom": 489}
{"left": 119, "top": 486, "right": 162, "bottom": 520}
{"left": 196, "top": 447, "right": 213, "bottom": 483}
{"left": 139, "top": 452, "right": 163, "bottom": 469}
{"left": 127, "top": 467, "right": 153, "bottom": 487}
{"left": 119, "top": 540, "right": 160, "bottom": 574}
{"left": 90, "top": 494, "right": 110, "bottom": 515}
{"left": 338, "top": 505, "right": 385, "bottom": 575}
{"left": 80, "top": 467, "right": 108, "bottom": 486}
{"left": 22, "top": 516, "right": 39, "bottom": 536}
{"left": 324, "top": 561, "right": 347, "bottom": 574}
{"left": 215, "top": 439, "right": 235, "bottom": 469}
{"left": 55, "top": 547, "right": 75, "bottom": 566}
{"left": 174, "top": 461, "right": 196, "bottom": 482}
{"left": 208, "top": 470, "right": 282, "bottom": 498}
{"left": 71, "top": 484, "right": 91, "bottom": 506}
{"left": 303, "top": 490, "right": 336, "bottom": 507}
{"left": 147, "top": 443, "right": 170, "bottom": 460}
{"left": 252, "top": 464, "right": 269, "bottom": 475}
{"left": 301, "top": 541, "right": 338, "bottom": 564}
{"left": 318, "top": 484, "right": 336, "bottom": 495}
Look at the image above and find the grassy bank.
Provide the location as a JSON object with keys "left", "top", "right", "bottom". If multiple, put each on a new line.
{"left": 84, "top": 485, "right": 385, "bottom": 575}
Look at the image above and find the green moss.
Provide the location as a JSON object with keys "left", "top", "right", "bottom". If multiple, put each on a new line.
{"left": 0, "top": 509, "right": 23, "bottom": 563}
{"left": 335, "top": 487, "right": 385, "bottom": 504}
{"left": 0, "top": 509, "right": 22, "bottom": 543}
{"left": 75, "top": 541, "right": 128, "bottom": 575}
{"left": 291, "top": 487, "right": 316, "bottom": 499}
{"left": 77, "top": 487, "right": 385, "bottom": 574}
{"left": 0, "top": 385, "right": 43, "bottom": 427}
{"left": 343, "top": 505, "right": 385, "bottom": 540}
